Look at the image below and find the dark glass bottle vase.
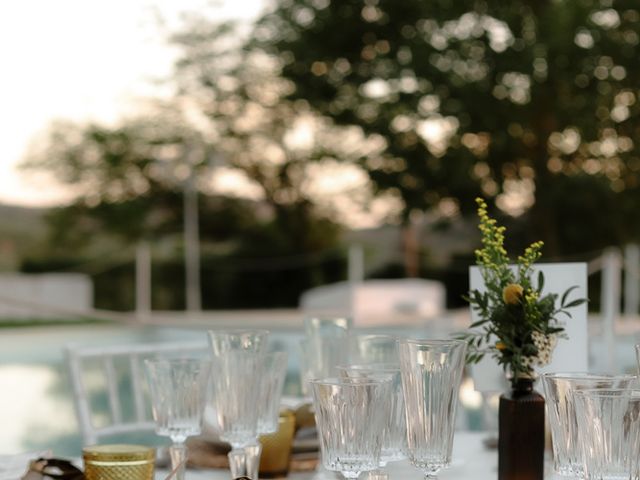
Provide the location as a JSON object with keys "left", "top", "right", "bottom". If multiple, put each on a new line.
{"left": 498, "top": 377, "right": 545, "bottom": 480}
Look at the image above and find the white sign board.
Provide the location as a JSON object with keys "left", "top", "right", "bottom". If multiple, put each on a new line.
{"left": 469, "top": 263, "right": 588, "bottom": 392}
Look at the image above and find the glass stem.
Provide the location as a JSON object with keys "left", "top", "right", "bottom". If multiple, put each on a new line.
{"left": 367, "top": 469, "right": 389, "bottom": 480}
{"left": 341, "top": 472, "right": 361, "bottom": 479}
{"left": 228, "top": 448, "right": 247, "bottom": 479}
{"left": 169, "top": 442, "right": 188, "bottom": 480}
{"left": 244, "top": 441, "right": 262, "bottom": 480}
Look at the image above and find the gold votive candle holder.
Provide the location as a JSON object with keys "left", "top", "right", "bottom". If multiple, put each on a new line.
{"left": 83, "top": 444, "right": 155, "bottom": 480}
{"left": 259, "top": 410, "right": 296, "bottom": 478}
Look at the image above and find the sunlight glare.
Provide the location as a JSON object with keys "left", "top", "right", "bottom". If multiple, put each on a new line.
{"left": 0, "top": 365, "right": 76, "bottom": 453}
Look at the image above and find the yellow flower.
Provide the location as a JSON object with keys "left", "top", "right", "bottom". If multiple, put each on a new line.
{"left": 495, "top": 341, "right": 507, "bottom": 351}
{"left": 503, "top": 284, "right": 524, "bottom": 305}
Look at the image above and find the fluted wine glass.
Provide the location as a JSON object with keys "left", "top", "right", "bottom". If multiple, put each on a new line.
{"left": 207, "top": 329, "right": 269, "bottom": 479}
{"left": 399, "top": 339, "right": 467, "bottom": 479}
{"left": 242, "top": 351, "right": 289, "bottom": 480}
{"left": 311, "top": 377, "right": 391, "bottom": 479}
{"left": 145, "top": 358, "right": 211, "bottom": 480}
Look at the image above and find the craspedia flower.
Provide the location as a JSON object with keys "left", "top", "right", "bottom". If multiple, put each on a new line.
{"left": 502, "top": 284, "right": 524, "bottom": 305}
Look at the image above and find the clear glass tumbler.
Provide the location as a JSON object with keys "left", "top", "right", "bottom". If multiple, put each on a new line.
{"left": 310, "top": 377, "right": 391, "bottom": 479}
{"left": 338, "top": 364, "right": 406, "bottom": 465}
{"left": 573, "top": 389, "right": 640, "bottom": 480}
{"left": 349, "top": 334, "right": 400, "bottom": 365}
{"left": 144, "top": 358, "right": 211, "bottom": 480}
{"left": 299, "top": 317, "right": 352, "bottom": 394}
{"left": 398, "top": 339, "right": 467, "bottom": 479}
{"left": 541, "top": 372, "right": 637, "bottom": 476}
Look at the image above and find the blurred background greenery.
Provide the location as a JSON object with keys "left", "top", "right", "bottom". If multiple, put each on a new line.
{"left": 5, "top": 0, "right": 640, "bottom": 311}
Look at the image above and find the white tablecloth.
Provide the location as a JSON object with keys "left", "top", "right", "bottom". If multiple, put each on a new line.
{"left": 158, "top": 431, "right": 498, "bottom": 480}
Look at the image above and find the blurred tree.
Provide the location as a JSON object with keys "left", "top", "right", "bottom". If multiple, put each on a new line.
{"left": 169, "top": 19, "right": 396, "bottom": 252}
{"left": 254, "top": 0, "right": 640, "bottom": 257}
{"left": 19, "top": 21, "right": 350, "bottom": 309}
{"left": 22, "top": 111, "right": 212, "bottom": 248}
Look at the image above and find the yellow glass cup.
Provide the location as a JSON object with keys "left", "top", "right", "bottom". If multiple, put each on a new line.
{"left": 259, "top": 410, "right": 296, "bottom": 478}
{"left": 83, "top": 444, "right": 155, "bottom": 480}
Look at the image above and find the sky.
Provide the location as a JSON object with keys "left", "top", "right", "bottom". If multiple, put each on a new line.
{"left": 0, "top": 0, "right": 264, "bottom": 207}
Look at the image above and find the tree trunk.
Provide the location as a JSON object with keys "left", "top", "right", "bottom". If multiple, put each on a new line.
{"left": 402, "top": 221, "right": 420, "bottom": 278}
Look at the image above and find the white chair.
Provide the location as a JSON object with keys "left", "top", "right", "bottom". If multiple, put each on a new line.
{"left": 65, "top": 340, "right": 209, "bottom": 446}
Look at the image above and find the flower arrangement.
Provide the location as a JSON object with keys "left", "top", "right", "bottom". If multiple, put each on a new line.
{"left": 459, "top": 198, "right": 586, "bottom": 384}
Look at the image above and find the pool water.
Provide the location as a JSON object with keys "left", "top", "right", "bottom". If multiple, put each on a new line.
{"left": 8, "top": 321, "right": 633, "bottom": 456}
{"left": 0, "top": 324, "right": 314, "bottom": 455}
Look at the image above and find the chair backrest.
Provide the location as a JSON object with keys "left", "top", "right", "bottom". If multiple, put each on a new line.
{"left": 65, "top": 340, "right": 209, "bottom": 446}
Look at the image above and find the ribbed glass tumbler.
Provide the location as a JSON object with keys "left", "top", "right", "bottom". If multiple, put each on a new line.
{"left": 338, "top": 364, "right": 406, "bottom": 465}
{"left": 310, "top": 377, "right": 391, "bottom": 479}
{"left": 573, "top": 389, "right": 640, "bottom": 480}
{"left": 399, "top": 339, "right": 467, "bottom": 479}
{"left": 542, "top": 373, "right": 637, "bottom": 477}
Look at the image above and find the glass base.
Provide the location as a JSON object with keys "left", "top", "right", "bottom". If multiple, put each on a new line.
{"left": 341, "top": 473, "right": 361, "bottom": 479}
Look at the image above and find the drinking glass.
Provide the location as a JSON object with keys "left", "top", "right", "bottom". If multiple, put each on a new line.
{"left": 258, "top": 351, "right": 288, "bottom": 434}
{"left": 241, "top": 351, "right": 289, "bottom": 480}
{"left": 310, "top": 377, "right": 391, "bottom": 479}
{"left": 573, "top": 389, "right": 640, "bottom": 480}
{"left": 304, "top": 316, "right": 352, "bottom": 336}
{"left": 299, "top": 317, "right": 351, "bottom": 394}
{"left": 398, "top": 339, "right": 467, "bottom": 479}
{"left": 144, "top": 358, "right": 211, "bottom": 480}
{"left": 541, "top": 373, "right": 637, "bottom": 476}
{"left": 338, "top": 364, "right": 406, "bottom": 465}
{"left": 349, "top": 334, "right": 400, "bottom": 365}
{"left": 207, "top": 329, "right": 269, "bottom": 478}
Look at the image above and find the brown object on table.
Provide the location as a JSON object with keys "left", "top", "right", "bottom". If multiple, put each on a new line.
{"left": 186, "top": 439, "right": 230, "bottom": 469}
{"left": 22, "top": 458, "right": 84, "bottom": 480}
{"left": 259, "top": 410, "right": 296, "bottom": 478}
{"left": 498, "top": 378, "right": 545, "bottom": 480}
{"left": 186, "top": 427, "right": 319, "bottom": 474}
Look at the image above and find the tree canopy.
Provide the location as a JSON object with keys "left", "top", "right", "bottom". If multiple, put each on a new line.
{"left": 254, "top": 0, "right": 640, "bottom": 255}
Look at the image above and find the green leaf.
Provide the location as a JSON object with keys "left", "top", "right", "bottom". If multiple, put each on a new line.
{"left": 561, "top": 286, "right": 579, "bottom": 307}
{"left": 537, "top": 271, "right": 545, "bottom": 293}
{"left": 563, "top": 298, "right": 587, "bottom": 309}
{"left": 469, "top": 319, "right": 488, "bottom": 328}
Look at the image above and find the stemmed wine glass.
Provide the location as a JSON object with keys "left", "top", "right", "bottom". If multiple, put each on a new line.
{"left": 310, "top": 376, "right": 391, "bottom": 479}
{"left": 241, "top": 351, "right": 288, "bottom": 480}
{"left": 207, "top": 329, "right": 269, "bottom": 479}
{"left": 144, "top": 357, "right": 211, "bottom": 480}
{"left": 398, "top": 339, "right": 467, "bottom": 479}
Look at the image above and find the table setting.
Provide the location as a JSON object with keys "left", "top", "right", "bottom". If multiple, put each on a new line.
{"left": 6, "top": 199, "right": 640, "bottom": 480}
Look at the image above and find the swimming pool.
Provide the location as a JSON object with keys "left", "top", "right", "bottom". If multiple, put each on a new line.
{"left": 3, "top": 320, "right": 634, "bottom": 456}
{"left": 0, "top": 323, "right": 441, "bottom": 456}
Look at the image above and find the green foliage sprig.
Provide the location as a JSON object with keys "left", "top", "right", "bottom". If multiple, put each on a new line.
{"left": 459, "top": 198, "right": 586, "bottom": 384}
